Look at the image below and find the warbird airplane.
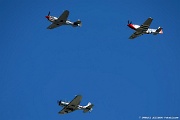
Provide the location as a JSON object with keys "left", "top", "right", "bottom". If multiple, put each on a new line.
{"left": 45, "top": 10, "right": 82, "bottom": 29}
{"left": 57, "top": 95, "right": 94, "bottom": 114}
{"left": 127, "top": 17, "right": 163, "bottom": 39}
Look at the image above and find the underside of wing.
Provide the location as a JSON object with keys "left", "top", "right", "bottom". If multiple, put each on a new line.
{"left": 58, "top": 107, "right": 74, "bottom": 114}
{"left": 58, "top": 95, "right": 82, "bottom": 114}
{"left": 57, "top": 10, "right": 69, "bottom": 23}
{"left": 137, "top": 17, "right": 153, "bottom": 32}
{"left": 47, "top": 23, "right": 62, "bottom": 29}
{"left": 68, "top": 95, "right": 82, "bottom": 106}
{"left": 129, "top": 31, "right": 143, "bottom": 39}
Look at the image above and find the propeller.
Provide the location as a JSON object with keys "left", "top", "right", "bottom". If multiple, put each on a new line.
{"left": 47, "top": 11, "right": 50, "bottom": 16}
{"left": 57, "top": 100, "right": 61, "bottom": 105}
{"left": 128, "top": 20, "right": 132, "bottom": 24}
{"left": 45, "top": 11, "right": 50, "bottom": 19}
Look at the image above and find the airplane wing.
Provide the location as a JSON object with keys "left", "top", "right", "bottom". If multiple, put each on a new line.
{"left": 47, "top": 10, "right": 69, "bottom": 29}
{"left": 129, "top": 31, "right": 143, "bottom": 39}
{"left": 47, "top": 23, "right": 61, "bottom": 29}
{"left": 58, "top": 95, "right": 82, "bottom": 114}
{"left": 136, "top": 17, "right": 153, "bottom": 33}
{"left": 56, "top": 10, "right": 69, "bottom": 23}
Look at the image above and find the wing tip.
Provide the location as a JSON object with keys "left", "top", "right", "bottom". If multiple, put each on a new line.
{"left": 149, "top": 17, "right": 153, "bottom": 20}
{"left": 64, "top": 10, "right": 69, "bottom": 13}
{"left": 75, "top": 94, "right": 82, "bottom": 97}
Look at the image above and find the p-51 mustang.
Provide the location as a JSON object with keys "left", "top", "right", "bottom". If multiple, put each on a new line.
{"left": 57, "top": 95, "right": 94, "bottom": 114}
{"left": 45, "top": 10, "right": 82, "bottom": 29}
{"left": 127, "top": 17, "right": 163, "bottom": 39}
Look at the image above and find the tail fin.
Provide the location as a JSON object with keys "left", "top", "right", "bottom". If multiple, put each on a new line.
{"left": 87, "top": 102, "right": 92, "bottom": 106}
{"left": 74, "top": 19, "right": 82, "bottom": 27}
{"left": 159, "top": 28, "right": 163, "bottom": 34}
{"left": 156, "top": 27, "right": 163, "bottom": 34}
{"left": 83, "top": 102, "right": 94, "bottom": 113}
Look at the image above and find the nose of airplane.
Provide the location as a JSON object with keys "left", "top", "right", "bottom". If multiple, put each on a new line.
{"left": 45, "top": 16, "right": 49, "bottom": 19}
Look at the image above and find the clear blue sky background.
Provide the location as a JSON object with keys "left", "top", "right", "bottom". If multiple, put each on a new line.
{"left": 0, "top": 0, "right": 180, "bottom": 120}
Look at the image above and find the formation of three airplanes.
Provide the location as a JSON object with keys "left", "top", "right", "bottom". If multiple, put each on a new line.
{"left": 45, "top": 10, "right": 163, "bottom": 115}
{"left": 45, "top": 10, "right": 163, "bottom": 39}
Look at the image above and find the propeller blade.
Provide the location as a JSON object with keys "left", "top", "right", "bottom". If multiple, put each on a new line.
{"left": 48, "top": 11, "right": 50, "bottom": 16}
{"left": 128, "top": 20, "right": 133, "bottom": 24}
{"left": 57, "top": 100, "right": 61, "bottom": 103}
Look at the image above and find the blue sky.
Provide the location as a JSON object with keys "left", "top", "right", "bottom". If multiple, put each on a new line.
{"left": 0, "top": 0, "right": 180, "bottom": 120}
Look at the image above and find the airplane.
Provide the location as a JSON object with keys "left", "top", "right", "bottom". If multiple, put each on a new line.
{"left": 127, "top": 17, "right": 163, "bottom": 39}
{"left": 45, "top": 10, "right": 82, "bottom": 29}
{"left": 57, "top": 95, "right": 94, "bottom": 114}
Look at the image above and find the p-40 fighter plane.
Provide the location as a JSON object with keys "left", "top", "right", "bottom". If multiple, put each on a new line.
{"left": 45, "top": 10, "right": 82, "bottom": 29}
{"left": 127, "top": 17, "right": 163, "bottom": 39}
{"left": 57, "top": 95, "right": 94, "bottom": 114}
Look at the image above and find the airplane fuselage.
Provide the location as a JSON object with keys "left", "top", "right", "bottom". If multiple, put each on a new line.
{"left": 45, "top": 16, "right": 81, "bottom": 27}
{"left": 58, "top": 101, "right": 91, "bottom": 110}
{"left": 46, "top": 16, "right": 74, "bottom": 25}
{"left": 128, "top": 24, "right": 163, "bottom": 35}
{"left": 45, "top": 16, "right": 58, "bottom": 22}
